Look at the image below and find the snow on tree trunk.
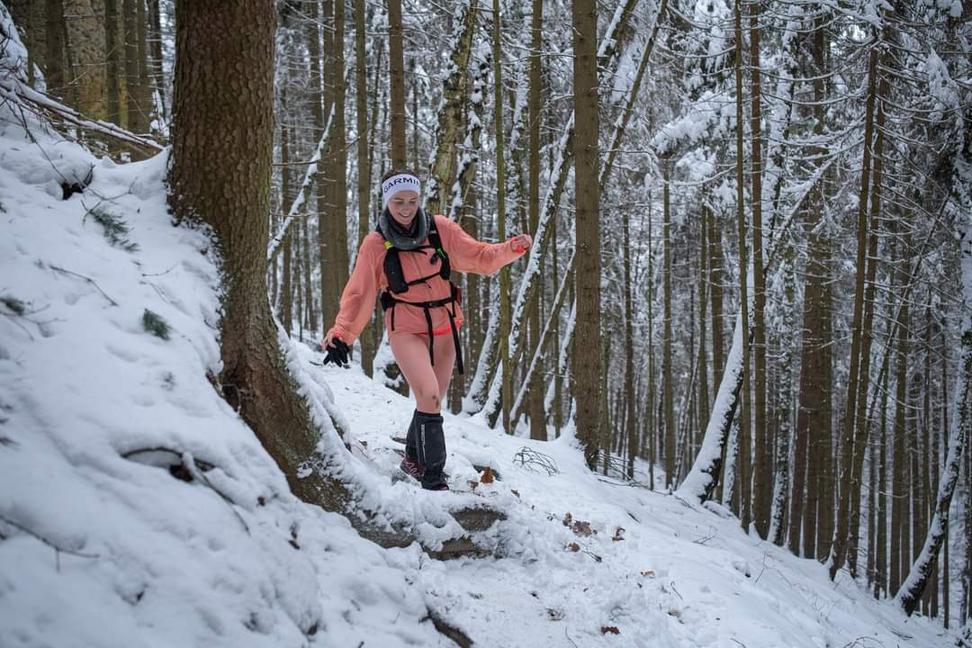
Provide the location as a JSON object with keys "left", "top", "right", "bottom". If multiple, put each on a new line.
{"left": 895, "top": 203, "right": 972, "bottom": 615}
{"left": 677, "top": 309, "right": 745, "bottom": 502}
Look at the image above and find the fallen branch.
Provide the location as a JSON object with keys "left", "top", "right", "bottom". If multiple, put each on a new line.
{"left": 1, "top": 76, "right": 163, "bottom": 156}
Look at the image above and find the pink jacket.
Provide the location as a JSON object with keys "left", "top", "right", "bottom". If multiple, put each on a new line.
{"left": 327, "top": 214, "right": 525, "bottom": 344}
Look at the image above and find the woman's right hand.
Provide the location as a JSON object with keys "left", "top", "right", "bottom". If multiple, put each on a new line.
{"left": 510, "top": 233, "right": 533, "bottom": 254}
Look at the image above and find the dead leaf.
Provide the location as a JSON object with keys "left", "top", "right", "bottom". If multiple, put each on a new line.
{"left": 480, "top": 467, "right": 495, "bottom": 484}
{"left": 601, "top": 626, "right": 620, "bottom": 635}
{"left": 612, "top": 527, "right": 625, "bottom": 542}
{"left": 566, "top": 542, "right": 580, "bottom": 552}
{"left": 562, "top": 512, "right": 573, "bottom": 527}
{"left": 510, "top": 489, "right": 520, "bottom": 498}
{"left": 571, "top": 520, "right": 594, "bottom": 537}
{"left": 641, "top": 570, "right": 655, "bottom": 578}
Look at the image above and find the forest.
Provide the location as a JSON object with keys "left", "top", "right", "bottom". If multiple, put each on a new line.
{"left": 4, "top": 0, "right": 972, "bottom": 634}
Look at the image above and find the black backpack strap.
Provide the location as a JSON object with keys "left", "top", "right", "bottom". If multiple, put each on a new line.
{"left": 428, "top": 216, "right": 451, "bottom": 280}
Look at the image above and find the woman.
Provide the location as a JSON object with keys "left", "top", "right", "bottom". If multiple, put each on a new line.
{"left": 322, "top": 170, "right": 532, "bottom": 490}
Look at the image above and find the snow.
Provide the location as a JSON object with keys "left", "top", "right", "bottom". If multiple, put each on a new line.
{"left": 0, "top": 85, "right": 958, "bottom": 648}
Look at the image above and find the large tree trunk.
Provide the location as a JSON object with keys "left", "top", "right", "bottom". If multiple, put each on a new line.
{"left": 572, "top": 0, "right": 601, "bottom": 469}
{"left": 167, "top": 0, "right": 351, "bottom": 513}
{"left": 65, "top": 0, "right": 106, "bottom": 119}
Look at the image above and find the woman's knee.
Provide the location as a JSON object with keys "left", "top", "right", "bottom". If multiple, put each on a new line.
{"left": 412, "top": 387, "right": 441, "bottom": 412}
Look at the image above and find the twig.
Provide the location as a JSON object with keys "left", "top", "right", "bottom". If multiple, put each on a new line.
{"left": 141, "top": 263, "right": 179, "bottom": 278}
{"left": 0, "top": 514, "right": 100, "bottom": 561}
{"left": 48, "top": 264, "right": 119, "bottom": 306}
{"left": 182, "top": 452, "right": 251, "bottom": 535}
{"left": 564, "top": 628, "right": 580, "bottom": 648}
{"left": 692, "top": 525, "right": 718, "bottom": 545}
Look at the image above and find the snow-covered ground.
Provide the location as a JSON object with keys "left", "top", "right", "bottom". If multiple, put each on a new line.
{"left": 0, "top": 92, "right": 957, "bottom": 647}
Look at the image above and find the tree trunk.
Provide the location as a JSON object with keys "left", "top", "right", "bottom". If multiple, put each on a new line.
{"left": 65, "top": 0, "right": 106, "bottom": 119}
{"left": 354, "top": 0, "right": 372, "bottom": 373}
{"left": 44, "top": 0, "right": 67, "bottom": 99}
{"left": 387, "top": 0, "right": 407, "bottom": 168}
{"left": 828, "top": 43, "right": 880, "bottom": 580}
{"left": 167, "top": 0, "right": 351, "bottom": 513}
{"left": 732, "top": 0, "right": 751, "bottom": 528}
{"left": 103, "top": 0, "right": 120, "bottom": 124}
{"left": 662, "top": 157, "right": 675, "bottom": 487}
{"left": 122, "top": 0, "right": 146, "bottom": 130}
{"left": 490, "top": 0, "right": 512, "bottom": 433}
{"left": 146, "top": 0, "right": 165, "bottom": 124}
{"left": 572, "top": 0, "right": 601, "bottom": 469}
{"left": 425, "top": 0, "right": 478, "bottom": 217}
{"left": 747, "top": 0, "right": 771, "bottom": 540}
{"left": 322, "top": 0, "right": 350, "bottom": 334}
{"left": 897, "top": 319, "right": 971, "bottom": 615}
{"left": 527, "top": 0, "right": 545, "bottom": 441}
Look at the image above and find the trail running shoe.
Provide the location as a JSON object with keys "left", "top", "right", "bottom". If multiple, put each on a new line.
{"left": 399, "top": 456, "right": 425, "bottom": 480}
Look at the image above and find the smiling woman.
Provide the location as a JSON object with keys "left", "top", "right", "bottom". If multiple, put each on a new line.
{"left": 321, "top": 169, "right": 532, "bottom": 491}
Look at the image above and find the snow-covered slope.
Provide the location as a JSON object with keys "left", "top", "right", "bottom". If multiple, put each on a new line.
{"left": 0, "top": 101, "right": 956, "bottom": 647}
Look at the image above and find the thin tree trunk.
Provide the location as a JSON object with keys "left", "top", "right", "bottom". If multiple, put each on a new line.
{"left": 662, "top": 157, "right": 675, "bottom": 487}
{"left": 828, "top": 43, "right": 880, "bottom": 580}
{"left": 280, "top": 105, "right": 293, "bottom": 335}
{"left": 44, "top": 0, "right": 66, "bottom": 99}
{"left": 146, "top": 0, "right": 165, "bottom": 124}
{"left": 527, "top": 0, "right": 544, "bottom": 441}
{"left": 897, "top": 306, "right": 971, "bottom": 615}
{"left": 104, "top": 0, "right": 120, "bottom": 125}
{"left": 322, "top": 0, "right": 349, "bottom": 329}
{"left": 624, "top": 208, "right": 637, "bottom": 477}
{"left": 425, "top": 0, "right": 478, "bottom": 216}
{"left": 732, "top": 0, "right": 751, "bottom": 529}
{"left": 572, "top": 0, "right": 601, "bottom": 469}
{"left": 122, "top": 0, "right": 144, "bottom": 129}
{"left": 387, "top": 0, "right": 407, "bottom": 167}
{"left": 489, "top": 0, "right": 512, "bottom": 433}
{"left": 846, "top": 72, "right": 887, "bottom": 577}
{"left": 747, "top": 0, "right": 771, "bottom": 540}
{"left": 354, "top": 0, "right": 372, "bottom": 374}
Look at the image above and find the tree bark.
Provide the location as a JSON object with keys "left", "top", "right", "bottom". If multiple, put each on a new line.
{"left": 828, "top": 43, "right": 880, "bottom": 580}
{"left": 65, "top": 0, "right": 106, "bottom": 119}
{"left": 572, "top": 0, "right": 601, "bottom": 469}
{"left": 387, "top": 0, "right": 407, "bottom": 167}
{"left": 167, "top": 0, "right": 352, "bottom": 513}
{"left": 732, "top": 0, "right": 751, "bottom": 528}
{"left": 425, "top": 0, "right": 478, "bottom": 217}
{"left": 662, "top": 157, "right": 675, "bottom": 487}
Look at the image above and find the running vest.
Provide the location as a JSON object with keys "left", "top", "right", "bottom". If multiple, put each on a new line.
{"left": 377, "top": 216, "right": 464, "bottom": 374}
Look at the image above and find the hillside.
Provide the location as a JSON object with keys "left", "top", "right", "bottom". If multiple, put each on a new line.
{"left": 0, "top": 90, "right": 957, "bottom": 647}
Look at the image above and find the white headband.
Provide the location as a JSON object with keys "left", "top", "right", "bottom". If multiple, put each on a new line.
{"left": 381, "top": 173, "right": 421, "bottom": 208}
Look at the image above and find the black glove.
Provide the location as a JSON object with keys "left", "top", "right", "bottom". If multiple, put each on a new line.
{"left": 322, "top": 338, "right": 351, "bottom": 367}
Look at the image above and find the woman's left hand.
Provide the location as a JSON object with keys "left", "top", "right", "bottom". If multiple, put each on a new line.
{"left": 510, "top": 233, "right": 533, "bottom": 254}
